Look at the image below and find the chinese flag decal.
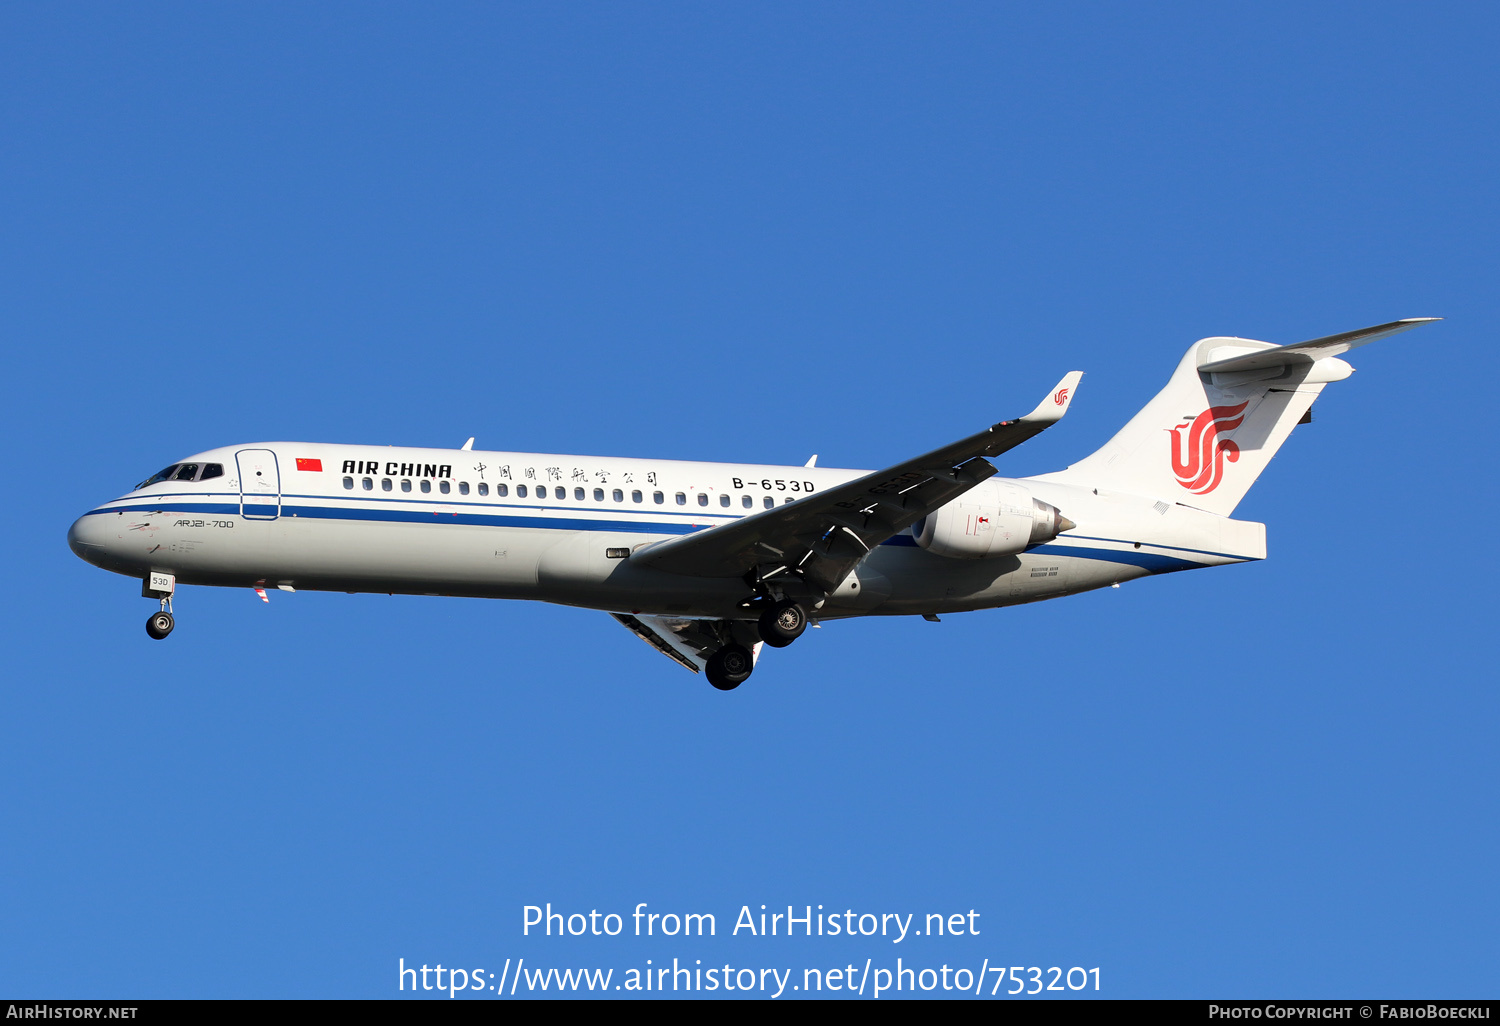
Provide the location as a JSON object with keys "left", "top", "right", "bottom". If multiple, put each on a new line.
{"left": 295, "top": 458, "right": 323, "bottom": 472}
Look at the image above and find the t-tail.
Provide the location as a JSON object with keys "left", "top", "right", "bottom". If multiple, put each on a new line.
{"left": 1038, "top": 318, "right": 1441, "bottom": 516}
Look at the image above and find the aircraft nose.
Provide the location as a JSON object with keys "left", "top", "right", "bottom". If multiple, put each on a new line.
{"left": 69, "top": 508, "right": 150, "bottom": 576}
{"left": 68, "top": 513, "right": 109, "bottom": 566}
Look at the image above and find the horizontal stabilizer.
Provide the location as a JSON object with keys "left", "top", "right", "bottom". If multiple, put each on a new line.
{"left": 1197, "top": 318, "right": 1441, "bottom": 375}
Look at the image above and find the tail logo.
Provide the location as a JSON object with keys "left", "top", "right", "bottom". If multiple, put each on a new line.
{"left": 1053, "top": 387, "right": 1070, "bottom": 406}
{"left": 1170, "top": 401, "right": 1249, "bottom": 494}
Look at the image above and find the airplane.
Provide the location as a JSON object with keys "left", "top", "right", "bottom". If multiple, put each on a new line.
{"left": 68, "top": 318, "right": 1438, "bottom": 690}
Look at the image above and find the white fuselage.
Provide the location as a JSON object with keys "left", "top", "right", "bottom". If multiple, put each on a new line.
{"left": 67, "top": 441, "right": 1265, "bottom": 620}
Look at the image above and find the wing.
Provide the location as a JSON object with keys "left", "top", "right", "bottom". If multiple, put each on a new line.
{"left": 634, "top": 372, "right": 1083, "bottom": 593}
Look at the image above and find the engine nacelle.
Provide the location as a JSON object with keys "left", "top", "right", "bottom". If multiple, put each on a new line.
{"left": 910, "top": 480, "right": 1072, "bottom": 559}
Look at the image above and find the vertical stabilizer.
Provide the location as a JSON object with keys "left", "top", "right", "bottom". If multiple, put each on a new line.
{"left": 1036, "top": 320, "right": 1437, "bottom": 516}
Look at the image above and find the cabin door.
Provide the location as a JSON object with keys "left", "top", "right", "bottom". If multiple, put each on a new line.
{"left": 236, "top": 449, "right": 281, "bottom": 520}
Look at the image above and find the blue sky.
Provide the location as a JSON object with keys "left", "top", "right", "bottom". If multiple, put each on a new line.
{"left": 3, "top": 2, "right": 1497, "bottom": 999}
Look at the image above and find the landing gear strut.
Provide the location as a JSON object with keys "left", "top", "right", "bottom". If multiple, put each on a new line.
{"left": 758, "top": 600, "right": 807, "bottom": 648}
{"left": 705, "top": 644, "right": 754, "bottom": 691}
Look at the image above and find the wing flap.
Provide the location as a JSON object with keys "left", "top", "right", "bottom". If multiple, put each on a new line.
{"left": 611, "top": 613, "right": 763, "bottom": 674}
{"left": 612, "top": 613, "right": 703, "bottom": 672}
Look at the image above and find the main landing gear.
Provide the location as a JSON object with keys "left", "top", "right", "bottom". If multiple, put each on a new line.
{"left": 702, "top": 600, "right": 808, "bottom": 691}
{"left": 705, "top": 644, "right": 754, "bottom": 691}
{"left": 758, "top": 599, "right": 807, "bottom": 648}
{"left": 700, "top": 599, "right": 810, "bottom": 691}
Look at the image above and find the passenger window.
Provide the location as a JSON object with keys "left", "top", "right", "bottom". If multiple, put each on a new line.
{"left": 478, "top": 482, "right": 489, "bottom": 496}
{"left": 763, "top": 496, "right": 773, "bottom": 508}
{"left": 719, "top": 494, "right": 730, "bottom": 507}
{"left": 698, "top": 494, "right": 708, "bottom": 506}
{"left": 517, "top": 484, "right": 528, "bottom": 498}
{"left": 382, "top": 479, "right": 393, "bottom": 492}
{"left": 654, "top": 491, "right": 664, "bottom": 504}
{"left": 174, "top": 464, "right": 199, "bottom": 481}
{"left": 343, "top": 477, "right": 354, "bottom": 490}
{"left": 440, "top": 481, "right": 451, "bottom": 494}
{"left": 593, "top": 487, "right": 604, "bottom": 501}
{"left": 401, "top": 479, "right": 412, "bottom": 492}
{"left": 742, "top": 495, "right": 752, "bottom": 508}
{"left": 577, "top": 487, "right": 587, "bottom": 501}
{"left": 420, "top": 480, "right": 432, "bottom": 493}
{"left": 199, "top": 464, "right": 224, "bottom": 481}
{"left": 675, "top": 492, "right": 686, "bottom": 505}
{"left": 362, "top": 478, "right": 373, "bottom": 491}
{"left": 496, "top": 483, "right": 508, "bottom": 497}
{"left": 784, "top": 497, "right": 794, "bottom": 504}
{"left": 458, "top": 482, "right": 469, "bottom": 495}
{"left": 632, "top": 490, "right": 642, "bottom": 503}
{"left": 613, "top": 489, "right": 624, "bottom": 502}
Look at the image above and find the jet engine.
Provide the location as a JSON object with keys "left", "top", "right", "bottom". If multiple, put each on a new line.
{"left": 910, "top": 480, "right": 1074, "bottom": 559}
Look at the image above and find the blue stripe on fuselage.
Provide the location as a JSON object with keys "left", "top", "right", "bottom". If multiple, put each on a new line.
{"left": 85, "top": 500, "right": 1226, "bottom": 569}
{"left": 1026, "top": 543, "right": 1205, "bottom": 572}
{"left": 86, "top": 501, "right": 706, "bottom": 536}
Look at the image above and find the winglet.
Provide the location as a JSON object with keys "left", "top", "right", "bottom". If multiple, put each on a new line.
{"left": 1021, "top": 371, "right": 1084, "bottom": 423}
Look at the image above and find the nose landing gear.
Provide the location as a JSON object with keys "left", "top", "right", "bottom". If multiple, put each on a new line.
{"left": 142, "top": 572, "right": 176, "bottom": 640}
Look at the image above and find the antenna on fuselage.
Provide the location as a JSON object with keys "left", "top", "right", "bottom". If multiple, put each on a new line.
{"left": 461, "top": 437, "right": 475, "bottom": 451}
{"left": 804, "top": 455, "right": 817, "bottom": 468}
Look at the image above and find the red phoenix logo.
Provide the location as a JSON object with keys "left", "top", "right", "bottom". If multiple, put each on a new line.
{"left": 1169, "top": 401, "right": 1249, "bottom": 494}
{"left": 1053, "top": 387, "right": 1069, "bottom": 406}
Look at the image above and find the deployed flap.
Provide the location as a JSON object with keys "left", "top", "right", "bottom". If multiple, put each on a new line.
{"left": 634, "top": 372, "right": 1083, "bottom": 592}
{"left": 611, "top": 613, "right": 762, "bottom": 674}
{"left": 1197, "top": 318, "right": 1440, "bottom": 375}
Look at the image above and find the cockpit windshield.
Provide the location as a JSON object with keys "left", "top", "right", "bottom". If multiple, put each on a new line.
{"left": 135, "top": 463, "right": 224, "bottom": 489}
